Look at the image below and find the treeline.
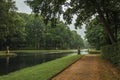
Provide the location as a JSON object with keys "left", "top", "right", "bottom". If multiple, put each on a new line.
{"left": 85, "top": 18, "right": 120, "bottom": 49}
{"left": 0, "top": 1, "right": 84, "bottom": 50}
{"left": 24, "top": 0, "right": 120, "bottom": 68}
{"left": 20, "top": 13, "right": 84, "bottom": 50}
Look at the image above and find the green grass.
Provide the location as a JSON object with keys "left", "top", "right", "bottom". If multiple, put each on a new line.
{"left": 88, "top": 49, "right": 100, "bottom": 52}
{"left": 0, "top": 50, "right": 76, "bottom": 54}
{"left": 88, "top": 49, "right": 101, "bottom": 54}
{"left": 0, "top": 51, "right": 16, "bottom": 56}
{"left": 0, "top": 50, "right": 76, "bottom": 56}
{"left": 0, "top": 55, "right": 82, "bottom": 80}
{"left": 11, "top": 49, "right": 76, "bottom": 53}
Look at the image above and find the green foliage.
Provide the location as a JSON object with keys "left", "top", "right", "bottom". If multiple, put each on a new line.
{"left": 0, "top": 55, "right": 82, "bottom": 80}
{"left": 0, "top": 0, "right": 84, "bottom": 50}
{"left": 20, "top": 13, "right": 84, "bottom": 50}
{"left": 88, "top": 49, "right": 101, "bottom": 54}
{"left": 69, "top": 31, "right": 84, "bottom": 48}
{"left": 101, "top": 43, "right": 120, "bottom": 66}
{"left": 0, "top": 0, "right": 15, "bottom": 49}
{"left": 85, "top": 19, "right": 108, "bottom": 49}
{"left": 25, "top": 0, "right": 64, "bottom": 24}
{"left": 26, "top": 0, "right": 120, "bottom": 43}
{"left": 24, "top": 15, "right": 45, "bottom": 49}
{"left": 0, "top": 1, "right": 26, "bottom": 50}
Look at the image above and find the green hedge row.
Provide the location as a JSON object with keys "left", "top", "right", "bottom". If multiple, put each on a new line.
{"left": 101, "top": 43, "right": 120, "bottom": 66}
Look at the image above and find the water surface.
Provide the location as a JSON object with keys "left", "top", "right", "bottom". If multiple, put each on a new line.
{"left": 0, "top": 52, "right": 75, "bottom": 75}
{"left": 0, "top": 51, "right": 89, "bottom": 75}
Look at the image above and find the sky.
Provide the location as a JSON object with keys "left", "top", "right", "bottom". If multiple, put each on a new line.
{"left": 15, "top": 0, "right": 86, "bottom": 39}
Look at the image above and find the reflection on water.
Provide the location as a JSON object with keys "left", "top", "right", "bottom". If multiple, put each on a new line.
{"left": 0, "top": 52, "right": 75, "bottom": 75}
{"left": 0, "top": 51, "right": 89, "bottom": 75}
{"left": 81, "top": 51, "right": 89, "bottom": 54}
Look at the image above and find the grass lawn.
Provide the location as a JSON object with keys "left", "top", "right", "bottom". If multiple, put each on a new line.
{"left": 88, "top": 49, "right": 101, "bottom": 54}
{"left": 11, "top": 49, "right": 76, "bottom": 53}
{"left": 0, "top": 55, "right": 82, "bottom": 80}
{"left": 0, "top": 51, "right": 16, "bottom": 56}
{"left": 0, "top": 49, "right": 77, "bottom": 57}
{"left": 0, "top": 50, "right": 76, "bottom": 55}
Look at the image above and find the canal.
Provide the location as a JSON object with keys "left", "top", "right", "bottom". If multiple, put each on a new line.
{"left": 0, "top": 51, "right": 88, "bottom": 75}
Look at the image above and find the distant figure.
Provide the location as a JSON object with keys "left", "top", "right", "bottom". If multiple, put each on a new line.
{"left": 78, "top": 46, "right": 80, "bottom": 55}
{"left": 56, "top": 47, "right": 58, "bottom": 50}
{"left": 6, "top": 46, "right": 9, "bottom": 54}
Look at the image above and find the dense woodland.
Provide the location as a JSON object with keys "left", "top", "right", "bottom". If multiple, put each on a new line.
{"left": 1, "top": 1, "right": 120, "bottom": 79}
{"left": 25, "top": 0, "right": 120, "bottom": 66}
{"left": 85, "top": 18, "right": 120, "bottom": 49}
{"left": 1, "top": 0, "right": 120, "bottom": 51}
{"left": 0, "top": 0, "right": 84, "bottom": 50}
{"left": 26, "top": 0, "right": 120, "bottom": 46}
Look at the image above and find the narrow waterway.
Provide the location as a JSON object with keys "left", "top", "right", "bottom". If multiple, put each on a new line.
{"left": 0, "top": 51, "right": 88, "bottom": 75}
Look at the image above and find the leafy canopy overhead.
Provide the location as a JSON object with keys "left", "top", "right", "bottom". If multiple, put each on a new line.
{"left": 26, "top": 0, "right": 120, "bottom": 26}
{"left": 26, "top": 0, "right": 120, "bottom": 43}
{"left": 26, "top": 0, "right": 65, "bottom": 24}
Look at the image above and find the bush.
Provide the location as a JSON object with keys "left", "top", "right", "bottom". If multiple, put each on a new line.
{"left": 88, "top": 49, "right": 101, "bottom": 54}
{"left": 101, "top": 43, "right": 120, "bottom": 66}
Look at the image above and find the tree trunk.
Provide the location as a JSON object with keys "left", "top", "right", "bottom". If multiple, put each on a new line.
{"left": 113, "top": 12, "right": 118, "bottom": 42}
{"left": 97, "top": 8, "right": 117, "bottom": 44}
{"left": 91, "top": 0, "right": 117, "bottom": 44}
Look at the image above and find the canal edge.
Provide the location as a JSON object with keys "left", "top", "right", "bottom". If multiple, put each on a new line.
{"left": 49, "top": 55, "right": 84, "bottom": 80}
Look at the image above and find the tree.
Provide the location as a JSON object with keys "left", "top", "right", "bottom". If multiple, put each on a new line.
{"left": 26, "top": 0, "right": 120, "bottom": 44}
{"left": 8, "top": 13, "right": 27, "bottom": 49}
{"left": 0, "top": 0, "right": 18, "bottom": 49}
{"left": 14, "top": 13, "right": 84, "bottom": 50}
{"left": 85, "top": 19, "right": 107, "bottom": 49}
{"left": 69, "top": 31, "right": 84, "bottom": 49}
{"left": 22, "top": 14, "right": 45, "bottom": 49}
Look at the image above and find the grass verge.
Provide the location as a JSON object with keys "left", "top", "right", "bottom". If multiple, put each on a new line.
{"left": 0, "top": 50, "right": 76, "bottom": 56}
{"left": 88, "top": 49, "right": 101, "bottom": 54}
{"left": 0, "top": 51, "right": 16, "bottom": 56}
{"left": 11, "top": 50, "right": 76, "bottom": 53}
{"left": 0, "top": 55, "right": 82, "bottom": 80}
{"left": 0, "top": 50, "right": 76, "bottom": 57}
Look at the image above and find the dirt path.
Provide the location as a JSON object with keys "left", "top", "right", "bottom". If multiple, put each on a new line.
{"left": 52, "top": 54, "right": 120, "bottom": 80}
{"left": 52, "top": 55, "right": 120, "bottom": 80}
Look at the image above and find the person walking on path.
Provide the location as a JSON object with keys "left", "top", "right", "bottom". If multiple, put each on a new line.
{"left": 78, "top": 46, "right": 80, "bottom": 55}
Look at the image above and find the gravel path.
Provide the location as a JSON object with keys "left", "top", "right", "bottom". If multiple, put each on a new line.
{"left": 52, "top": 55, "right": 100, "bottom": 80}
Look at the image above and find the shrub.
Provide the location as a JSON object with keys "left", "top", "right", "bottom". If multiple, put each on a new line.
{"left": 88, "top": 49, "right": 101, "bottom": 54}
{"left": 101, "top": 43, "right": 120, "bottom": 67}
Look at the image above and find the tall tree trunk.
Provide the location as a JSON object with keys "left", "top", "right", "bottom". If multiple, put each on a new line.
{"left": 113, "top": 12, "right": 118, "bottom": 42}
{"left": 92, "top": 0, "right": 117, "bottom": 44}
{"left": 97, "top": 8, "right": 117, "bottom": 44}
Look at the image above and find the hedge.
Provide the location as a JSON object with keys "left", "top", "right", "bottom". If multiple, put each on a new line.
{"left": 101, "top": 43, "right": 120, "bottom": 67}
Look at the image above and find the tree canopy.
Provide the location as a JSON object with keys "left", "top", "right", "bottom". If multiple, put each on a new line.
{"left": 22, "top": 14, "right": 84, "bottom": 49}
{"left": 0, "top": 0, "right": 21, "bottom": 49}
{"left": 85, "top": 19, "right": 108, "bottom": 49}
{"left": 0, "top": 0, "right": 84, "bottom": 50}
{"left": 26, "top": 0, "right": 120, "bottom": 44}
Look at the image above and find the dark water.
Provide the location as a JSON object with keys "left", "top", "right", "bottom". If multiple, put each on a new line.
{"left": 0, "top": 52, "right": 76, "bottom": 75}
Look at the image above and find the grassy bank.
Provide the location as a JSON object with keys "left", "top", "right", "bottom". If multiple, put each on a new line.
{"left": 0, "top": 51, "right": 16, "bottom": 56}
{"left": 0, "top": 50, "right": 76, "bottom": 54}
{"left": 0, "top": 50, "right": 76, "bottom": 56}
{"left": 88, "top": 49, "right": 101, "bottom": 54}
{"left": 11, "top": 49, "right": 76, "bottom": 53}
{"left": 0, "top": 55, "right": 82, "bottom": 80}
